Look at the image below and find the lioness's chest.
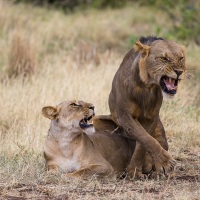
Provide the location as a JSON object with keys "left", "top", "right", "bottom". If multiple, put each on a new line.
{"left": 56, "top": 156, "right": 80, "bottom": 173}
{"left": 45, "top": 135, "right": 82, "bottom": 173}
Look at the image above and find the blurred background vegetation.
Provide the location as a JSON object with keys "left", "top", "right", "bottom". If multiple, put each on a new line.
{"left": 0, "top": 0, "right": 199, "bottom": 80}
{"left": 14, "top": 0, "right": 200, "bottom": 45}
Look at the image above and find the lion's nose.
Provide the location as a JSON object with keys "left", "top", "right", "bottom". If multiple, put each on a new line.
{"left": 175, "top": 70, "right": 183, "bottom": 77}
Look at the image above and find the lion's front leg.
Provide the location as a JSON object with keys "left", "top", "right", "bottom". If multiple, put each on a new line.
{"left": 142, "top": 120, "right": 176, "bottom": 176}
{"left": 142, "top": 119, "right": 170, "bottom": 174}
{"left": 118, "top": 113, "right": 176, "bottom": 177}
{"left": 127, "top": 141, "right": 146, "bottom": 179}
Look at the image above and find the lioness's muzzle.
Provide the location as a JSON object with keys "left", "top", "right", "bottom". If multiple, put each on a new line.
{"left": 79, "top": 112, "right": 94, "bottom": 129}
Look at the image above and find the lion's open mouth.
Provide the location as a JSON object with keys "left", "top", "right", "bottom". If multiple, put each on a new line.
{"left": 79, "top": 115, "right": 94, "bottom": 129}
{"left": 160, "top": 76, "right": 178, "bottom": 95}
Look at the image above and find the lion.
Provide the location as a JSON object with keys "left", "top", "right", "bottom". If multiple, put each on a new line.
{"left": 107, "top": 36, "right": 186, "bottom": 177}
{"left": 42, "top": 100, "right": 135, "bottom": 179}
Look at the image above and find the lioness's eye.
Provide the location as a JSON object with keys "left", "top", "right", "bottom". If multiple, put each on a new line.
{"left": 70, "top": 103, "right": 79, "bottom": 107}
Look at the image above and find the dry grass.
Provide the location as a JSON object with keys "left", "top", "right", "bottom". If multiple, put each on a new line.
{"left": 0, "top": 0, "right": 200, "bottom": 199}
{"left": 7, "top": 31, "right": 37, "bottom": 78}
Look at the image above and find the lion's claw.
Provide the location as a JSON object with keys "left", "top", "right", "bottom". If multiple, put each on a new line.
{"left": 127, "top": 163, "right": 147, "bottom": 180}
{"left": 168, "top": 159, "right": 177, "bottom": 172}
{"left": 127, "top": 169, "right": 147, "bottom": 180}
{"left": 152, "top": 149, "right": 176, "bottom": 176}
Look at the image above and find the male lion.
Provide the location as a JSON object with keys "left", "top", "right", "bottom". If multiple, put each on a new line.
{"left": 42, "top": 100, "right": 135, "bottom": 179}
{"left": 108, "top": 36, "right": 186, "bottom": 177}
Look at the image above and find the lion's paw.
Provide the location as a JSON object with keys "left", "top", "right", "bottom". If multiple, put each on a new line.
{"left": 127, "top": 165, "right": 147, "bottom": 180}
{"left": 153, "top": 149, "right": 177, "bottom": 175}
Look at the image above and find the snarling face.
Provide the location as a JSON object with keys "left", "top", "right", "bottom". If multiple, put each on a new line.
{"left": 135, "top": 39, "right": 186, "bottom": 97}
{"left": 148, "top": 40, "right": 186, "bottom": 96}
{"left": 42, "top": 100, "right": 95, "bottom": 132}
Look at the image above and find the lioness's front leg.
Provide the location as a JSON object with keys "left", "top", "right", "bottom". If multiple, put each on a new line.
{"left": 118, "top": 113, "right": 175, "bottom": 175}
{"left": 66, "top": 164, "right": 115, "bottom": 179}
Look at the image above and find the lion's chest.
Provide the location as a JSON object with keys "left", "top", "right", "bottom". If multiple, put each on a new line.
{"left": 139, "top": 106, "right": 159, "bottom": 119}
{"left": 131, "top": 101, "right": 160, "bottom": 120}
{"left": 132, "top": 86, "right": 162, "bottom": 119}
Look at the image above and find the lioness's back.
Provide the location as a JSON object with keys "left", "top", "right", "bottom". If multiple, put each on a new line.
{"left": 88, "top": 130, "right": 135, "bottom": 173}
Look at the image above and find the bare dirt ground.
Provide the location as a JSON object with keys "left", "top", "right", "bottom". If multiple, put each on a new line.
{"left": 1, "top": 150, "right": 199, "bottom": 200}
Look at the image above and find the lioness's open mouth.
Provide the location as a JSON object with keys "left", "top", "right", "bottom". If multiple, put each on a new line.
{"left": 160, "top": 76, "right": 178, "bottom": 95}
{"left": 79, "top": 115, "right": 94, "bottom": 129}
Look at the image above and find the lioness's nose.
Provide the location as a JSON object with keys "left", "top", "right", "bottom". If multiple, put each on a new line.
{"left": 89, "top": 106, "right": 95, "bottom": 111}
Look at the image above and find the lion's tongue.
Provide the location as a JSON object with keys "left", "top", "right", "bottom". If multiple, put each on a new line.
{"left": 164, "top": 77, "right": 176, "bottom": 90}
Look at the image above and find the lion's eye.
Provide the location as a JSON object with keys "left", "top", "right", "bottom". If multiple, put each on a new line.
{"left": 160, "top": 57, "right": 170, "bottom": 62}
{"left": 70, "top": 103, "right": 79, "bottom": 107}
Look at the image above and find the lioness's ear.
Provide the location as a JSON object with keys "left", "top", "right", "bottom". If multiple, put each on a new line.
{"left": 42, "top": 106, "right": 58, "bottom": 119}
{"left": 134, "top": 40, "right": 151, "bottom": 84}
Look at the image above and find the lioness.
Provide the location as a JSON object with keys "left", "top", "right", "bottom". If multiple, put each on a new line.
{"left": 42, "top": 100, "right": 135, "bottom": 179}
{"left": 108, "top": 36, "right": 186, "bottom": 177}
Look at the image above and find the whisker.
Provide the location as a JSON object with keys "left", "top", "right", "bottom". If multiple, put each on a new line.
{"left": 184, "top": 68, "right": 196, "bottom": 80}
{"left": 186, "top": 72, "right": 195, "bottom": 80}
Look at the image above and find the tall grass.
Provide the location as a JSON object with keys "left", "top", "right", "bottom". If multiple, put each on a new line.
{"left": 8, "top": 31, "right": 37, "bottom": 78}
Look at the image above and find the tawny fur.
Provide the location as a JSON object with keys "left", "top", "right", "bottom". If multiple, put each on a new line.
{"left": 42, "top": 100, "right": 135, "bottom": 179}
{"left": 107, "top": 36, "right": 186, "bottom": 177}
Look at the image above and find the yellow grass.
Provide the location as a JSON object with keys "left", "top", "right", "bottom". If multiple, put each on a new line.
{"left": 8, "top": 30, "right": 37, "bottom": 78}
{"left": 0, "top": 1, "right": 199, "bottom": 199}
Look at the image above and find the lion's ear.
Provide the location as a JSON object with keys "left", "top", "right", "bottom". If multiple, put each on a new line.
{"left": 134, "top": 40, "right": 150, "bottom": 56}
{"left": 134, "top": 40, "right": 151, "bottom": 84}
{"left": 42, "top": 106, "right": 58, "bottom": 120}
